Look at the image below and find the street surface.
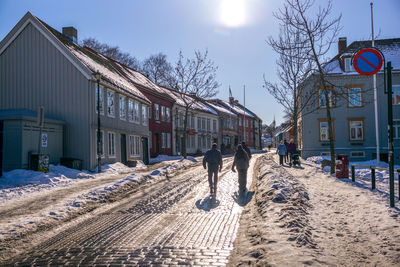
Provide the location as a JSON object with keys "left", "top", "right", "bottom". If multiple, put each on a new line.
{"left": 6, "top": 155, "right": 259, "bottom": 266}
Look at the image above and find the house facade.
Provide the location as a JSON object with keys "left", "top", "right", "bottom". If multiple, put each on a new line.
{"left": 206, "top": 100, "right": 238, "bottom": 154}
{"left": 301, "top": 37, "right": 400, "bottom": 164}
{"left": 0, "top": 12, "right": 151, "bottom": 171}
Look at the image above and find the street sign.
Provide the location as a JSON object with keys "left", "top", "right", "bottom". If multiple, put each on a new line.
{"left": 353, "top": 48, "right": 383, "bottom": 76}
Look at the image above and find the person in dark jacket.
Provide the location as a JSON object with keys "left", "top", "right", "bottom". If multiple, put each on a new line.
{"left": 241, "top": 141, "right": 251, "bottom": 160}
{"left": 287, "top": 139, "right": 297, "bottom": 166}
{"left": 284, "top": 139, "right": 289, "bottom": 163}
{"left": 203, "top": 143, "right": 223, "bottom": 195}
{"left": 232, "top": 144, "right": 249, "bottom": 196}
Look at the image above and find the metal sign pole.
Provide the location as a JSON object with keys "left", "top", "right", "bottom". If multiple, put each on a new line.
{"left": 386, "top": 61, "right": 395, "bottom": 207}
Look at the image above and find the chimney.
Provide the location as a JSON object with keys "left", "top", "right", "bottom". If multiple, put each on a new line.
{"left": 338, "top": 37, "right": 347, "bottom": 55}
{"left": 229, "top": 97, "right": 234, "bottom": 104}
{"left": 62, "top": 27, "right": 78, "bottom": 43}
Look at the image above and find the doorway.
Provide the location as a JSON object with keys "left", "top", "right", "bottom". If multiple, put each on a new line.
{"left": 142, "top": 137, "right": 149, "bottom": 165}
{"left": 120, "top": 134, "right": 127, "bottom": 165}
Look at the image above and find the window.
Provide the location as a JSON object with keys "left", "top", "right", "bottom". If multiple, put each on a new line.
{"left": 239, "top": 118, "right": 242, "bottom": 126}
{"left": 108, "top": 132, "right": 116, "bottom": 158}
{"left": 245, "top": 119, "right": 248, "bottom": 127}
{"left": 95, "top": 86, "right": 104, "bottom": 115}
{"left": 149, "top": 106, "right": 152, "bottom": 120}
{"left": 198, "top": 117, "right": 201, "bottom": 130}
{"left": 129, "top": 135, "right": 141, "bottom": 156}
{"left": 351, "top": 151, "right": 365, "bottom": 157}
{"left": 344, "top": 57, "right": 355, "bottom": 72}
{"left": 318, "top": 119, "right": 334, "bottom": 142}
{"left": 213, "top": 120, "right": 217, "bottom": 132}
{"left": 179, "top": 113, "right": 184, "bottom": 127}
{"left": 96, "top": 130, "right": 104, "bottom": 158}
{"left": 167, "top": 133, "right": 171, "bottom": 148}
{"left": 166, "top": 107, "right": 171, "bottom": 122}
{"left": 318, "top": 88, "right": 333, "bottom": 108}
{"left": 348, "top": 119, "right": 364, "bottom": 141}
{"left": 161, "top": 133, "right": 171, "bottom": 149}
{"left": 161, "top": 106, "right": 166, "bottom": 121}
{"left": 202, "top": 136, "right": 206, "bottom": 148}
{"left": 348, "top": 87, "right": 362, "bottom": 107}
{"left": 202, "top": 118, "right": 206, "bottom": 130}
{"left": 207, "top": 135, "right": 211, "bottom": 148}
{"left": 154, "top": 104, "right": 160, "bottom": 120}
{"left": 119, "top": 95, "right": 126, "bottom": 120}
{"left": 394, "top": 120, "right": 400, "bottom": 139}
{"left": 142, "top": 105, "right": 148, "bottom": 126}
{"left": 393, "top": 86, "right": 400, "bottom": 105}
{"left": 198, "top": 135, "right": 201, "bottom": 149}
{"left": 134, "top": 102, "right": 140, "bottom": 123}
{"left": 207, "top": 119, "right": 210, "bottom": 131}
{"left": 128, "top": 99, "right": 134, "bottom": 122}
{"left": 190, "top": 114, "right": 194, "bottom": 129}
{"left": 107, "top": 90, "right": 115, "bottom": 117}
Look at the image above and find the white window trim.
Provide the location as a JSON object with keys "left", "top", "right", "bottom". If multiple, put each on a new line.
{"left": 119, "top": 95, "right": 126, "bottom": 120}
{"left": 95, "top": 86, "right": 104, "bottom": 115}
{"left": 349, "top": 120, "right": 364, "bottom": 141}
{"left": 128, "top": 99, "right": 134, "bottom": 122}
{"left": 142, "top": 105, "right": 148, "bottom": 126}
{"left": 108, "top": 132, "right": 116, "bottom": 158}
{"left": 134, "top": 101, "right": 140, "bottom": 124}
{"left": 107, "top": 89, "right": 115, "bottom": 118}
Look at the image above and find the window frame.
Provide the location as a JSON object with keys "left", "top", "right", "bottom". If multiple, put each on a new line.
{"left": 134, "top": 101, "right": 140, "bottom": 123}
{"left": 128, "top": 99, "right": 134, "bottom": 122}
{"left": 394, "top": 119, "right": 400, "bottom": 139}
{"left": 107, "top": 89, "right": 115, "bottom": 117}
{"left": 119, "top": 95, "right": 126, "bottom": 120}
{"left": 392, "top": 85, "right": 400, "bottom": 105}
{"left": 154, "top": 103, "right": 160, "bottom": 121}
{"left": 344, "top": 57, "right": 355, "bottom": 72}
{"left": 318, "top": 118, "right": 335, "bottom": 142}
{"left": 350, "top": 151, "right": 365, "bottom": 157}
{"left": 348, "top": 118, "right": 365, "bottom": 141}
{"left": 347, "top": 85, "right": 363, "bottom": 108}
{"left": 142, "top": 105, "right": 148, "bottom": 126}
{"left": 95, "top": 85, "right": 104, "bottom": 115}
{"left": 318, "top": 87, "right": 334, "bottom": 109}
{"left": 108, "top": 132, "right": 116, "bottom": 158}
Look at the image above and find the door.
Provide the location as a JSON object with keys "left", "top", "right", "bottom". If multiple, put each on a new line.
{"left": 120, "top": 134, "right": 127, "bottom": 164}
{"left": 153, "top": 133, "right": 159, "bottom": 156}
{"left": 142, "top": 137, "right": 149, "bottom": 165}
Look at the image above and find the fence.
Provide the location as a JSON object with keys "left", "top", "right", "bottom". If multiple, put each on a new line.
{"left": 351, "top": 164, "right": 400, "bottom": 201}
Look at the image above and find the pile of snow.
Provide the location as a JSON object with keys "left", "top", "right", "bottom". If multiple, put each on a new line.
{"left": 306, "top": 155, "right": 331, "bottom": 164}
{"left": 149, "top": 155, "right": 183, "bottom": 164}
{"left": 150, "top": 158, "right": 198, "bottom": 176}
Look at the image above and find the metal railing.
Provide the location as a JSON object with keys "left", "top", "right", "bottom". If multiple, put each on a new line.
{"left": 351, "top": 164, "right": 400, "bottom": 198}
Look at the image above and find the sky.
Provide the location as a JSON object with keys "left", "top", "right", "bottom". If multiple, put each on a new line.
{"left": 0, "top": 0, "right": 399, "bottom": 125}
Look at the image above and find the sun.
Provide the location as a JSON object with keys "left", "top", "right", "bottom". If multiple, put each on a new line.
{"left": 220, "top": 0, "right": 247, "bottom": 28}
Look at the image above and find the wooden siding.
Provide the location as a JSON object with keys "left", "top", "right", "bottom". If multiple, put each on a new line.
{"left": 0, "top": 23, "right": 91, "bottom": 168}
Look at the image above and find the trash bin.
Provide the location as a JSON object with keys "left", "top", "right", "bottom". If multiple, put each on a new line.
{"left": 336, "top": 154, "right": 349, "bottom": 178}
{"left": 30, "top": 154, "right": 50, "bottom": 173}
{"left": 60, "top": 157, "right": 83, "bottom": 171}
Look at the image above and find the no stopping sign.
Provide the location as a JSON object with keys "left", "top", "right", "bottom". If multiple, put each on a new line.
{"left": 353, "top": 48, "right": 383, "bottom": 76}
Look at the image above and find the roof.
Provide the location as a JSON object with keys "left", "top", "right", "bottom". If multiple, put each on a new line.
{"left": 160, "top": 87, "right": 218, "bottom": 115}
{"left": 218, "top": 100, "right": 254, "bottom": 118}
{"left": 0, "top": 109, "right": 65, "bottom": 124}
{"left": 34, "top": 15, "right": 152, "bottom": 104}
{"left": 205, "top": 101, "right": 237, "bottom": 116}
{"left": 324, "top": 38, "right": 400, "bottom": 75}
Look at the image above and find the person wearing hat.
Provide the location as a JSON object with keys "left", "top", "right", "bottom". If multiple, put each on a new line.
{"left": 203, "top": 143, "right": 223, "bottom": 195}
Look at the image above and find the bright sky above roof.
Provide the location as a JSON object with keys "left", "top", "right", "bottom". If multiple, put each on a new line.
{"left": 0, "top": 0, "right": 399, "bottom": 125}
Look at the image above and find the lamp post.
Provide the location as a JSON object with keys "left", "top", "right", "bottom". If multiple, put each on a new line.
{"left": 94, "top": 72, "right": 102, "bottom": 173}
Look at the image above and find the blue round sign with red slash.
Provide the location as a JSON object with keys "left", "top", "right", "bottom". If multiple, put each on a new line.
{"left": 353, "top": 48, "right": 383, "bottom": 76}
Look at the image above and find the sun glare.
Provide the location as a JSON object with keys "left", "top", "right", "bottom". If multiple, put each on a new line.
{"left": 220, "top": 0, "right": 247, "bottom": 28}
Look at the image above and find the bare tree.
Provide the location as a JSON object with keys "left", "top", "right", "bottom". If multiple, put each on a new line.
{"left": 273, "top": 0, "right": 342, "bottom": 173}
{"left": 265, "top": 25, "right": 313, "bottom": 146}
{"left": 81, "top": 37, "right": 141, "bottom": 70}
{"left": 141, "top": 53, "right": 175, "bottom": 87}
{"left": 172, "top": 50, "right": 219, "bottom": 158}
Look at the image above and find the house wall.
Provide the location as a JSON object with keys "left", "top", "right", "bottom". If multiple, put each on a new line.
{"left": 0, "top": 23, "right": 92, "bottom": 169}
{"left": 301, "top": 72, "right": 400, "bottom": 164}
{"left": 88, "top": 82, "right": 150, "bottom": 168}
{"left": 139, "top": 90, "right": 174, "bottom": 157}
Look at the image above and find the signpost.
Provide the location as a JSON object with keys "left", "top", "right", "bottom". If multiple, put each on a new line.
{"left": 353, "top": 48, "right": 396, "bottom": 207}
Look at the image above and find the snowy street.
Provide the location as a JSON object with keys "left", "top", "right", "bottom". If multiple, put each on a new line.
{"left": 1, "top": 152, "right": 400, "bottom": 266}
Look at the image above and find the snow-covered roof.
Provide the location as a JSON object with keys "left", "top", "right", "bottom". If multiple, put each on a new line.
{"left": 205, "top": 101, "right": 237, "bottom": 116}
{"left": 39, "top": 18, "right": 151, "bottom": 104}
{"left": 161, "top": 88, "right": 218, "bottom": 115}
{"left": 219, "top": 100, "right": 254, "bottom": 118}
{"left": 324, "top": 38, "right": 400, "bottom": 75}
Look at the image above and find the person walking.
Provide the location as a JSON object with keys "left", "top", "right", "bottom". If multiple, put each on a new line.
{"left": 203, "top": 143, "right": 223, "bottom": 195}
{"left": 287, "top": 139, "right": 297, "bottom": 166}
{"left": 284, "top": 139, "right": 289, "bottom": 163}
{"left": 231, "top": 144, "right": 249, "bottom": 196}
{"left": 277, "top": 140, "right": 287, "bottom": 165}
{"left": 241, "top": 141, "right": 252, "bottom": 160}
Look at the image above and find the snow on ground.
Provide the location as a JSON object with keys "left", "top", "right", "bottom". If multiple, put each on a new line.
{"left": 0, "top": 158, "right": 198, "bottom": 243}
{"left": 230, "top": 153, "right": 400, "bottom": 266}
